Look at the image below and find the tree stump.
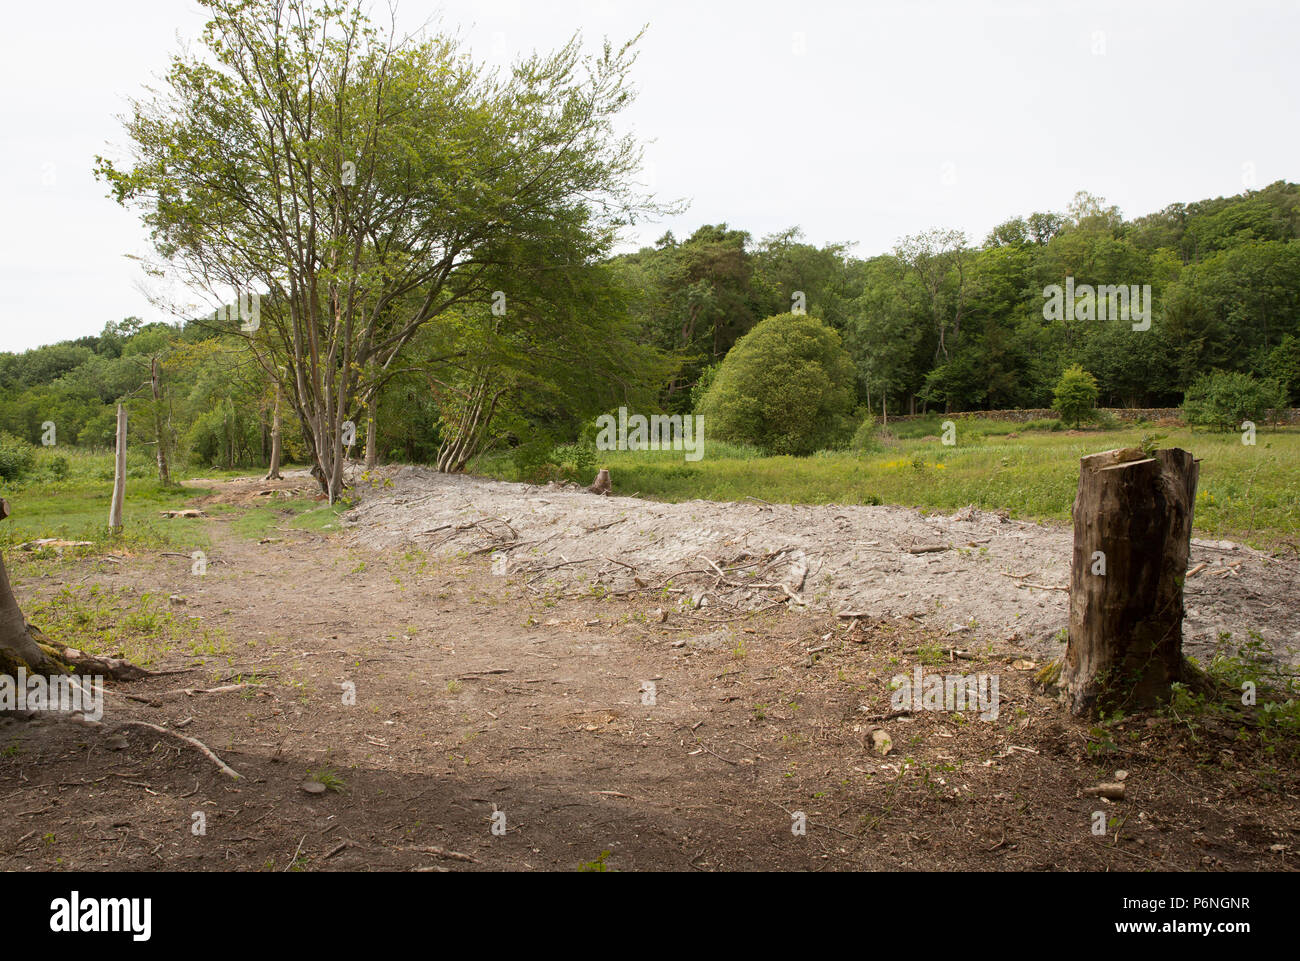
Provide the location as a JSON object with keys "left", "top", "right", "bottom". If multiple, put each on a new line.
{"left": 1053, "top": 447, "right": 1199, "bottom": 715}
{"left": 587, "top": 468, "right": 611, "bottom": 496}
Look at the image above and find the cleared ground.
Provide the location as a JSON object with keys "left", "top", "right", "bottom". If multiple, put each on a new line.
{"left": 1, "top": 472, "right": 1297, "bottom": 871}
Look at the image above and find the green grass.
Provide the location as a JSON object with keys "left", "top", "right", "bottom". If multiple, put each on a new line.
{"left": 0, "top": 449, "right": 211, "bottom": 552}
{"left": 478, "top": 422, "right": 1300, "bottom": 549}
{"left": 211, "top": 497, "right": 346, "bottom": 540}
{"left": 25, "top": 584, "right": 231, "bottom": 667}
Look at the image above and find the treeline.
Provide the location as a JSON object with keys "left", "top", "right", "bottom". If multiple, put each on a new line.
{"left": 620, "top": 182, "right": 1300, "bottom": 415}
{"left": 2, "top": 182, "right": 1299, "bottom": 472}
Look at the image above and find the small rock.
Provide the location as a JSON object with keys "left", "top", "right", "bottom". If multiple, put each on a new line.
{"left": 300, "top": 780, "right": 327, "bottom": 794}
{"left": 871, "top": 729, "right": 893, "bottom": 756}
{"left": 1115, "top": 769, "right": 1129, "bottom": 781}
{"left": 169, "top": 594, "right": 188, "bottom": 606}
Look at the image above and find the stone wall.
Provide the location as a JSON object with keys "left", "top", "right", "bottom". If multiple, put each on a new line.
{"left": 889, "top": 407, "right": 1300, "bottom": 424}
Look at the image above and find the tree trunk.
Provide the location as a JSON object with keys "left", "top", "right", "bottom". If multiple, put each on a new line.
{"left": 108, "top": 404, "right": 127, "bottom": 533}
{"left": 1052, "top": 447, "right": 1199, "bottom": 715}
{"left": 151, "top": 357, "right": 170, "bottom": 486}
{"left": 0, "top": 502, "right": 56, "bottom": 674}
{"left": 265, "top": 385, "right": 283, "bottom": 480}
{"left": 365, "top": 394, "right": 377, "bottom": 469}
{"left": 2, "top": 498, "right": 151, "bottom": 682}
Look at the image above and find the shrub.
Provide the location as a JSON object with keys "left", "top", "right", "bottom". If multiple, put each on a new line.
{"left": 0, "top": 432, "right": 36, "bottom": 481}
{"left": 548, "top": 442, "right": 597, "bottom": 483}
{"left": 698, "top": 314, "right": 857, "bottom": 456}
{"left": 1182, "top": 371, "right": 1285, "bottom": 431}
{"left": 849, "top": 412, "right": 881, "bottom": 453}
{"left": 1051, "top": 365, "right": 1099, "bottom": 427}
{"left": 512, "top": 439, "right": 558, "bottom": 484}
{"left": 36, "top": 453, "right": 70, "bottom": 481}
{"left": 1021, "top": 418, "right": 1063, "bottom": 432}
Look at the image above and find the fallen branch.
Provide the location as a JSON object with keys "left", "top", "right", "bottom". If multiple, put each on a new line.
{"left": 117, "top": 721, "right": 242, "bottom": 779}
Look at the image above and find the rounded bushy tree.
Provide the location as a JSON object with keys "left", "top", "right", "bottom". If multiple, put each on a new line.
{"left": 698, "top": 314, "right": 857, "bottom": 455}
{"left": 1052, "top": 364, "right": 1099, "bottom": 428}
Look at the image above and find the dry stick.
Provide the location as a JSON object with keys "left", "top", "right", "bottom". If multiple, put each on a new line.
{"left": 691, "top": 732, "right": 739, "bottom": 765}
{"left": 118, "top": 721, "right": 242, "bottom": 779}
{"left": 404, "top": 845, "right": 480, "bottom": 863}
{"left": 284, "top": 834, "right": 307, "bottom": 871}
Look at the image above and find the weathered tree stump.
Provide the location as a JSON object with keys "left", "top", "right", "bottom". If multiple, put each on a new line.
{"left": 587, "top": 468, "right": 611, "bottom": 496}
{"left": 1052, "top": 447, "right": 1199, "bottom": 715}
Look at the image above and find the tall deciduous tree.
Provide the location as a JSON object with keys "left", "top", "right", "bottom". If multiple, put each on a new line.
{"left": 98, "top": 0, "right": 661, "bottom": 502}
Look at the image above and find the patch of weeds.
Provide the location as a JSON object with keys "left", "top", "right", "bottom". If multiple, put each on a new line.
{"left": 577, "top": 850, "right": 612, "bottom": 872}
{"left": 305, "top": 768, "right": 346, "bottom": 793}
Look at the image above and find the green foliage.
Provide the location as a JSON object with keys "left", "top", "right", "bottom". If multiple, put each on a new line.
{"left": 1182, "top": 371, "right": 1285, "bottom": 431}
{"left": 0, "top": 431, "right": 36, "bottom": 481}
{"left": 849, "top": 411, "right": 881, "bottom": 453}
{"left": 548, "top": 442, "right": 597, "bottom": 483}
{"left": 699, "top": 314, "right": 857, "bottom": 456}
{"left": 476, "top": 422, "right": 1300, "bottom": 549}
{"left": 1051, "top": 365, "right": 1099, "bottom": 427}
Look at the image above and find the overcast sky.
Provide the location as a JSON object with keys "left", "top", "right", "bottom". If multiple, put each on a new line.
{"left": 2, "top": 0, "right": 1297, "bottom": 353}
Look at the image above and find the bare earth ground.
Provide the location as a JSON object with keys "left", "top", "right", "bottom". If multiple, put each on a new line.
{"left": 347, "top": 466, "right": 1300, "bottom": 667}
{"left": 1, "top": 470, "right": 1297, "bottom": 872}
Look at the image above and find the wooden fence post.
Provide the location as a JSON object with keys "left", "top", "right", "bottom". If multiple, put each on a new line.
{"left": 1053, "top": 447, "right": 1199, "bottom": 715}
{"left": 108, "top": 404, "right": 128, "bottom": 533}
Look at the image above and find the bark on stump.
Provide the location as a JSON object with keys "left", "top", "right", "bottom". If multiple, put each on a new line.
{"left": 1053, "top": 447, "right": 1199, "bottom": 716}
{"left": 587, "top": 468, "right": 611, "bottom": 495}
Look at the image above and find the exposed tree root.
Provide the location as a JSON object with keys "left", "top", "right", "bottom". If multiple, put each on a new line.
{"left": 117, "top": 720, "right": 243, "bottom": 779}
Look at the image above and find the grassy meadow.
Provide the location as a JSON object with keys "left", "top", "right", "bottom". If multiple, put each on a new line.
{"left": 478, "top": 417, "right": 1300, "bottom": 549}
{"left": 3, "top": 419, "right": 1296, "bottom": 559}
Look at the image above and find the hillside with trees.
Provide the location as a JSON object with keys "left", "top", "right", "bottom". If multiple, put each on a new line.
{"left": 4, "top": 182, "right": 1297, "bottom": 477}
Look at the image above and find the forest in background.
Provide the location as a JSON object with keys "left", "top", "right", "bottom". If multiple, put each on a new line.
{"left": 3, "top": 180, "right": 1299, "bottom": 474}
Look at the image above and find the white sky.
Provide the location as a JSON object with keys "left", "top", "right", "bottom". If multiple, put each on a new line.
{"left": 2, "top": 0, "right": 1297, "bottom": 352}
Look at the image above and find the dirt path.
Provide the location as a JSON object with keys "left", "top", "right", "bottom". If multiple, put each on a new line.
{"left": 1, "top": 476, "right": 1297, "bottom": 871}
{"left": 345, "top": 466, "right": 1300, "bottom": 667}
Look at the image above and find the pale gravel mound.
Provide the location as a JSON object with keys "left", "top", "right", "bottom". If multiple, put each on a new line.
{"left": 341, "top": 465, "right": 1300, "bottom": 665}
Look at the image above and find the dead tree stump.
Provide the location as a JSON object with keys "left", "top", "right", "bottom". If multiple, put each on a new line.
{"left": 1053, "top": 447, "right": 1199, "bottom": 715}
{"left": 587, "top": 468, "right": 611, "bottom": 496}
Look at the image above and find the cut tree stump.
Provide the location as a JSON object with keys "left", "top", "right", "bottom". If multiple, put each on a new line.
{"left": 1051, "top": 447, "right": 1200, "bottom": 716}
{"left": 587, "top": 468, "right": 611, "bottom": 496}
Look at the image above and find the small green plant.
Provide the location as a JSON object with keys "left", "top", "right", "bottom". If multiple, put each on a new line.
{"left": 305, "top": 768, "right": 346, "bottom": 793}
{"left": 577, "top": 850, "right": 612, "bottom": 872}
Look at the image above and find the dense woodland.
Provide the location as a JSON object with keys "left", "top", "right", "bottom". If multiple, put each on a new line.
{"left": 3, "top": 181, "right": 1300, "bottom": 472}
